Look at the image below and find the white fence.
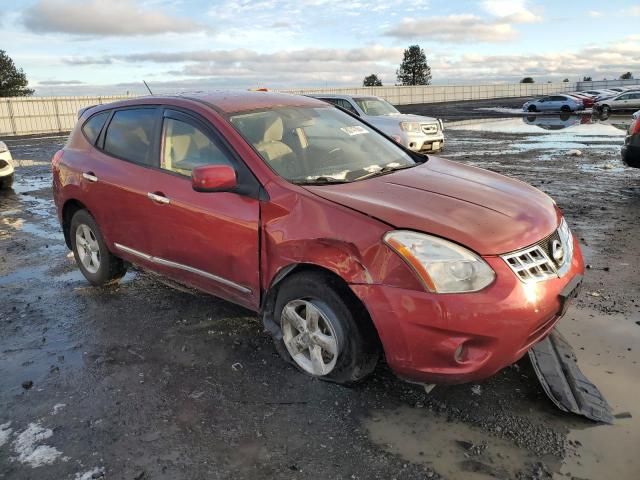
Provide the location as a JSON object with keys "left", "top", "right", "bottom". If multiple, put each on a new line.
{"left": 576, "top": 79, "right": 640, "bottom": 90}
{"left": 0, "top": 95, "right": 131, "bottom": 137}
{"left": 0, "top": 82, "right": 579, "bottom": 137}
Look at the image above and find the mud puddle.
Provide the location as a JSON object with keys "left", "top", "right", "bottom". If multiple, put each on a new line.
{"left": 555, "top": 308, "right": 640, "bottom": 479}
{"left": 365, "top": 406, "right": 537, "bottom": 479}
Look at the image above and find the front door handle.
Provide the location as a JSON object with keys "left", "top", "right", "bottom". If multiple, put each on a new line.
{"left": 82, "top": 172, "right": 98, "bottom": 182}
{"left": 147, "top": 192, "right": 170, "bottom": 205}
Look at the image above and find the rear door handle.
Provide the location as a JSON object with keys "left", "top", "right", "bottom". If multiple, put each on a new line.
{"left": 82, "top": 172, "right": 98, "bottom": 182}
{"left": 147, "top": 192, "right": 170, "bottom": 205}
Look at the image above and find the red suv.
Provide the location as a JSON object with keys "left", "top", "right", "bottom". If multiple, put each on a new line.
{"left": 52, "top": 92, "right": 584, "bottom": 385}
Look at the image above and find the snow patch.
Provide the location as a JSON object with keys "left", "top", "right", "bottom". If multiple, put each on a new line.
{"left": 12, "top": 422, "right": 65, "bottom": 467}
{"left": 51, "top": 403, "right": 67, "bottom": 415}
{"left": 0, "top": 422, "right": 12, "bottom": 447}
{"left": 74, "top": 466, "right": 105, "bottom": 479}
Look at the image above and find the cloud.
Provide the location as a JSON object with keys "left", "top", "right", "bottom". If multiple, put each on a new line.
{"left": 588, "top": 10, "right": 602, "bottom": 18}
{"left": 481, "top": 0, "right": 542, "bottom": 23}
{"left": 37, "top": 80, "right": 85, "bottom": 85}
{"left": 22, "top": 0, "right": 208, "bottom": 36}
{"left": 385, "top": 14, "right": 518, "bottom": 43}
{"left": 629, "top": 6, "right": 640, "bottom": 16}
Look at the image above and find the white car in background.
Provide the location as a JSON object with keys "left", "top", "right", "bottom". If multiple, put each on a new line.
{"left": 0, "top": 140, "right": 15, "bottom": 189}
{"left": 309, "top": 94, "right": 445, "bottom": 153}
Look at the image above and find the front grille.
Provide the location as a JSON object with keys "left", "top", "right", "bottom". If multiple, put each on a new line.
{"left": 421, "top": 124, "right": 438, "bottom": 135}
{"left": 501, "top": 219, "right": 574, "bottom": 283}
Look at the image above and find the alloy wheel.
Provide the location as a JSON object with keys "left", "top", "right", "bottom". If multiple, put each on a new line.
{"left": 281, "top": 299, "right": 339, "bottom": 376}
{"left": 75, "top": 223, "right": 101, "bottom": 274}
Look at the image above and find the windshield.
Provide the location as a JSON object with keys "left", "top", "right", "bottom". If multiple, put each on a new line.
{"left": 230, "top": 106, "right": 418, "bottom": 184}
{"left": 353, "top": 98, "right": 400, "bottom": 116}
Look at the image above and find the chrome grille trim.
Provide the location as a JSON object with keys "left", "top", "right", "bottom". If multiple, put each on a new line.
{"left": 501, "top": 219, "right": 574, "bottom": 284}
{"left": 421, "top": 123, "right": 438, "bottom": 134}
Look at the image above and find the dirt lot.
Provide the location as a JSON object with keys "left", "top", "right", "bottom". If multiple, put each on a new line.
{"left": 1, "top": 99, "right": 639, "bottom": 480}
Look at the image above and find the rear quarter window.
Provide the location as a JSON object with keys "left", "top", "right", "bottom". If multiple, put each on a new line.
{"left": 103, "top": 108, "right": 157, "bottom": 166}
{"left": 81, "top": 111, "right": 110, "bottom": 145}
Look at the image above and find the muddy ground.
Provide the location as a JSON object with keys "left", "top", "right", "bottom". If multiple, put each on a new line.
{"left": 1, "top": 100, "right": 639, "bottom": 480}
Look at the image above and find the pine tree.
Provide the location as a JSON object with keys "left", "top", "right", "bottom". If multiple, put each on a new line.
{"left": 396, "top": 45, "right": 431, "bottom": 86}
{"left": 0, "top": 50, "right": 34, "bottom": 97}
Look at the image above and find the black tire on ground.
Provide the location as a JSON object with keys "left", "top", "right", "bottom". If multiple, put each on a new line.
{"left": 70, "top": 209, "right": 127, "bottom": 286}
{"left": 273, "top": 271, "right": 380, "bottom": 384}
{"left": 528, "top": 105, "right": 537, "bottom": 112}
{"left": 560, "top": 105, "right": 571, "bottom": 112}
{"left": 602, "top": 105, "right": 611, "bottom": 114}
{"left": 0, "top": 173, "right": 13, "bottom": 190}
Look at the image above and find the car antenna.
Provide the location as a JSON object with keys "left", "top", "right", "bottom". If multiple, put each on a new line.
{"left": 143, "top": 80, "right": 153, "bottom": 95}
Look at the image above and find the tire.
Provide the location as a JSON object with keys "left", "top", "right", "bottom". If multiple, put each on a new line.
{"left": 0, "top": 173, "right": 13, "bottom": 190}
{"left": 602, "top": 105, "right": 611, "bottom": 114}
{"left": 70, "top": 209, "right": 126, "bottom": 286}
{"left": 273, "top": 271, "right": 379, "bottom": 384}
{"left": 527, "top": 105, "right": 537, "bottom": 112}
{"left": 560, "top": 105, "right": 571, "bottom": 113}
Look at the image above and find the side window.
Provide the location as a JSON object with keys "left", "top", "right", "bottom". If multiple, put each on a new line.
{"left": 104, "top": 109, "right": 157, "bottom": 166}
{"left": 161, "top": 118, "right": 232, "bottom": 176}
{"left": 617, "top": 94, "right": 629, "bottom": 100}
{"left": 338, "top": 99, "right": 359, "bottom": 115}
{"left": 81, "top": 111, "right": 110, "bottom": 145}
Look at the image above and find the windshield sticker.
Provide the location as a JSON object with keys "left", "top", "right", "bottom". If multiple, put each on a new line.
{"left": 340, "top": 126, "right": 368, "bottom": 136}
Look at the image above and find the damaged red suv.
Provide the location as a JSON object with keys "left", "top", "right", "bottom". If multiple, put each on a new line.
{"left": 52, "top": 92, "right": 584, "bottom": 385}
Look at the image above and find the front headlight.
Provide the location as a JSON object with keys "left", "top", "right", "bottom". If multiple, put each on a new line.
{"left": 400, "top": 122, "right": 421, "bottom": 132}
{"left": 384, "top": 231, "right": 496, "bottom": 293}
{"left": 0, "top": 141, "right": 7, "bottom": 153}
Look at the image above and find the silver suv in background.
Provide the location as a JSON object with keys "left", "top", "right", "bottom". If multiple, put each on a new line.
{"left": 309, "top": 94, "right": 444, "bottom": 153}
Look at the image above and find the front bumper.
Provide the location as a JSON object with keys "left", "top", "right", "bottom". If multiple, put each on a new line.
{"left": 402, "top": 131, "right": 445, "bottom": 153}
{"left": 0, "top": 150, "right": 14, "bottom": 178}
{"left": 351, "top": 235, "right": 585, "bottom": 384}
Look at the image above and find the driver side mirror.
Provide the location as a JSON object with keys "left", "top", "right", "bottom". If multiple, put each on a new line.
{"left": 191, "top": 164, "right": 237, "bottom": 192}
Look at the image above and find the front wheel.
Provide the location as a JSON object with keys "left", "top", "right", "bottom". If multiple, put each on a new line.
{"left": 527, "top": 105, "right": 537, "bottom": 112}
{"left": 70, "top": 209, "right": 127, "bottom": 286}
{"left": 273, "top": 272, "right": 379, "bottom": 384}
{"left": 0, "top": 173, "right": 13, "bottom": 190}
{"left": 601, "top": 105, "right": 611, "bottom": 114}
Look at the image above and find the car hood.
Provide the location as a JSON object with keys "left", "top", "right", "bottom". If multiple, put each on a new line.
{"left": 367, "top": 113, "right": 439, "bottom": 126}
{"left": 304, "top": 156, "right": 559, "bottom": 255}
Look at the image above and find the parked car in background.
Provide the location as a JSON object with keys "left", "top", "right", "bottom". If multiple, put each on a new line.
{"left": 52, "top": 92, "right": 584, "bottom": 386}
{"left": 594, "top": 91, "right": 640, "bottom": 114}
{"left": 522, "top": 95, "right": 585, "bottom": 113}
{"left": 567, "top": 93, "right": 594, "bottom": 108}
{"left": 0, "top": 140, "right": 15, "bottom": 189}
{"left": 582, "top": 89, "right": 616, "bottom": 97}
{"left": 309, "top": 94, "right": 445, "bottom": 153}
{"left": 622, "top": 112, "right": 640, "bottom": 168}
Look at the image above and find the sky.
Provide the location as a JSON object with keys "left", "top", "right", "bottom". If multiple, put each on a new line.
{"left": 2, "top": 0, "right": 640, "bottom": 95}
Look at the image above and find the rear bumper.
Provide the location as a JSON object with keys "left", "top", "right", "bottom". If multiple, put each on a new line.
{"left": 351, "top": 236, "right": 585, "bottom": 384}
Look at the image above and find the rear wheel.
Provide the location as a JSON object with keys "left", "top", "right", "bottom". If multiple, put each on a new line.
{"left": 273, "top": 271, "right": 379, "bottom": 384}
{"left": 527, "top": 105, "right": 537, "bottom": 112}
{"left": 560, "top": 105, "right": 571, "bottom": 113}
{"left": 70, "top": 209, "right": 126, "bottom": 286}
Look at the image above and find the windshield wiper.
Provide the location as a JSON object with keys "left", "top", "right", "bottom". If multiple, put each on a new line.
{"left": 291, "top": 176, "right": 350, "bottom": 185}
{"left": 353, "top": 164, "right": 415, "bottom": 182}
